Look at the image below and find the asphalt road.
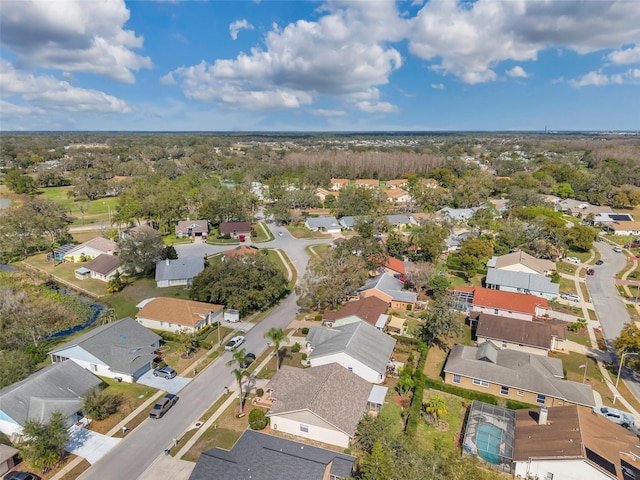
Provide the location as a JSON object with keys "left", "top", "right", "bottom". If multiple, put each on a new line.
{"left": 586, "top": 240, "right": 631, "bottom": 341}
{"left": 79, "top": 224, "right": 332, "bottom": 480}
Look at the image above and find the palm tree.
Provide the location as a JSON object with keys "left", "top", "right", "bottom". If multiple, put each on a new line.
{"left": 425, "top": 394, "right": 447, "bottom": 425}
{"left": 227, "top": 348, "right": 247, "bottom": 413}
{"left": 264, "top": 327, "right": 288, "bottom": 371}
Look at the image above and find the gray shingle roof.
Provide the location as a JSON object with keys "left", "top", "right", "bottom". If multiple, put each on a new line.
{"left": 0, "top": 361, "right": 101, "bottom": 426}
{"left": 306, "top": 322, "right": 396, "bottom": 376}
{"left": 49, "top": 317, "right": 160, "bottom": 376}
{"left": 385, "top": 214, "right": 412, "bottom": 226}
{"left": 305, "top": 216, "right": 340, "bottom": 230}
{"left": 485, "top": 268, "right": 559, "bottom": 296}
{"left": 155, "top": 256, "right": 205, "bottom": 282}
{"left": 188, "top": 430, "right": 355, "bottom": 480}
{"left": 359, "top": 274, "right": 417, "bottom": 303}
{"left": 265, "top": 364, "right": 372, "bottom": 436}
{"left": 444, "top": 344, "right": 595, "bottom": 407}
{"left": 84, "top": 254, "right": 120, "bottom": 275}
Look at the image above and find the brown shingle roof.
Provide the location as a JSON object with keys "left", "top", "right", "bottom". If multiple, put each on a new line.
{"left": 474, "top": 313, "right": 565, "bottom": 349}
{"left": 224, "top": 244, "right": 260, "bottom": 259}
{"left": 219, "top": 222, "right": 251, "bottom": 235}
{"left": 137, "top": 297, "right": 222, "bottom": 328}
{"left": 84, "top": 254, "right": 120, "bottom": 275}
{"left": 266, "top": 364, "right": 371, "bottom": 436}
{"left": 323, "top": 296, "right": 388, "bottom": 325}
{"left": 494, "top": 250, "right": 556, "bottom": 274}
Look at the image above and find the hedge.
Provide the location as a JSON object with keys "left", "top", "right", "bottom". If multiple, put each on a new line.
{"left": 405, "top": 342, "right": 428, "bottom": 436}
{"left": 392, "top": 335, "right": 420, "bottom": 347}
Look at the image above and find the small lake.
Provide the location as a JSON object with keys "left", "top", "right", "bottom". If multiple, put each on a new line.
{"left": 0, "top": 198, "right": 11, "bottom": 209}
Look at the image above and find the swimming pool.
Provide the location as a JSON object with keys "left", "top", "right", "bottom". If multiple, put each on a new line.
{"left": 475, "top": 423, "right": 503, "bottom": 464}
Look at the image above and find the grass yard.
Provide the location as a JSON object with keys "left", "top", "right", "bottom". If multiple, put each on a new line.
{"left": 306, "top": 244, "right": 330, "bottom": 257}
{"left": 558, "top": 277, "right": 579, "bottom": 295}
{"left": 287, "top": 225, "right": 332, "bottom": 239}
{"left": 564, "top": 250, "right": 592, "bottom": 263}
{"left": 104, "top": 277, "right": 191, "bottom": 318}
{"left": 252, "top": 222, "right": 272, "bottom": 242}
{"left": 556, "top": 261, "right": 578, "bottom": 275}
{"left": 23, "top": 253, "right": 108, "bottom": 297}
{"left": 419, "top": 390, "right": 467, "bottom": 452}
{"left": 37, "top": 186, "right": 118, "bottom": 226}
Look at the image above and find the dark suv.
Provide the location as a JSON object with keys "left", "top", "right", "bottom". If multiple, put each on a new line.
{"left": 149, "top": 394, "right": 178, "bottom": 419}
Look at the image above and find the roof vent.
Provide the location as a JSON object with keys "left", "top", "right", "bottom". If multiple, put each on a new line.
{"left": 538, "top": 406, "right": 548, "bottom": 425}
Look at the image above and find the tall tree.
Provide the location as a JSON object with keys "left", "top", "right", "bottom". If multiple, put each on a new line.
{"left": 361, "top": 440, "right": 394, "bottom": 480}
{"left": 419, "top": 294, "right": 462, "bottom": 347}
{"left": 117, "top": 228, "right": 165, "bottom": 276}
{"left": 20, "top": 411, "right": 69, "bottom": 473}
{"left": 264, "top": 327, "right": 288, "bottom": 371}
{"left": 227, "top": 348, "right": 248, "bottom": 411}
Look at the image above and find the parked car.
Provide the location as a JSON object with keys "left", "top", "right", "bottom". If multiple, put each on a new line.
{"left": 149, "top": 394, "right": 179, "bottom": 419}
{"left": 566, "top": 256, "right": 581, "bottom": 264}
{"left": 4, "top": 473, "right": 41, "bottom": 480}
{"left": 278, "top": 231, "right": 284, "bottom": 237}
{"left": 586, "top": 268, "right": 595, "bottom": 276}
{"left": 593, "top": 406, "right": 635, "bottom": 428}
{"left": 625, "top": 243, "right": 640, "bottom": 249}
{"left": 560, "top": 293, "right": 581, "bottom": 302}
{"left": 153, "top": 367, "right": 177, "bottom": 379}
{"left": 595, "top": 259, "right": 604, "bottom": 265}
{"left": 240, "top": 352, "right": 256, "bottom": 368}
{"left": 614, "top": 246, "right": 623, "bottom": 253}
{"left": 225, "top": 335, "right": 245, "bottom": 351}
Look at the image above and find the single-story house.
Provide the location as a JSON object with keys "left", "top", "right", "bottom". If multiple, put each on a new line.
{"left": 385, "top": 214, "right": 416, "bottom": 229}
{"left": 315, "top": 187, "right": 339, "bottom": 202}
{"left": 338, "top": 215, "right": 371, "bottom": 230}
{"left": 514, "top": 405, "right": 640, "bottom": 480}
{"left": 188, "top": 429, "right": 356, "bottom": 480}
{"left": 592, "top": 212, "right": 634, "bottom": 225}
{"left": 385, "top": 188, "right": 411, "bottom": 203}
{"left": 306, "top": 321, "right": 396, "bottom": 384}
{"left": 485, "top": 268, "right": 559, "bottom": 301}
{"left": 322, "top": 296, "right": 389, "bottom": 329}
{"left": 386, "top": 179, "right": 408, "bottom": 189}
{"left": 223, "top": 244, "right": 260, "bottom": 261}
{"left": 557, "top": 199, "right": 589, "bottom": 212}
{"left": 265, "top": 364, "right": 378, "bottom": 448}
{"left": 457, "top": 286, "right": 550, "bottom": 321}
{"left": 487, "top": 198, "right": 510, "bottom": 214}
{"left": 355, "top": 179, "right": 379, "bottom": 189}
{"left": 487, "top": 250, "right": 556, "bottom": 276}
{"left": 437, "top": 207, "right": 477, "bottom": 222}
{"left": 75, "top": 254, "right": 121, "bottom": 282}
{"left": 63, "top": 237, "right": 118, "bottom": 263}
{"left": 608, "top": 221, "right": 640, "bottom": 236}
{"left": 330, "top": 178, "right": 349, "bottom": 191}
{"left": 175, "top": 219, "right": 208, "bottom": 239}
{"left": 155, "top": 256, "right": 205, "bottom": 288}
{"left": 443, "top": 342, "right": 596, "bottom": 408}
{"left": 382, "top": 256, "right": 405, "bottom": 277}
{"left": 445, "top": 231, "right": 476, "bottom": 253}
{"left": 0, "top": 361, "right": 101, "bottom": 437}
{"left": 358, "top": 274, "right": 417, "bottom": 310}
{"left": 0, "top": 444, "right": 19, "bottom": 476}
{"left": 473, "top": 313, "right": 566, "bottom": 355}
{"left": 567, "top": 205, "right": 613, "bottom": 218}
{"left": 53, "top": 243, "right": 75, "bottom": 262}
{"left": 219, "top": 221, "right": 251, "bottom": 238}
{"left": 49, "top": 317, "right": 161, "bottom": 383}
{"left": 136, "top": 297, "right": 223, "bottom": 334}
{"left": 304, "top": 216, "right": 341, "bottom": 233}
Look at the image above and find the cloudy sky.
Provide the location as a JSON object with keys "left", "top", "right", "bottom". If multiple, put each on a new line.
{"left": 1, "top": 0, "right": 639, "bottom": 131}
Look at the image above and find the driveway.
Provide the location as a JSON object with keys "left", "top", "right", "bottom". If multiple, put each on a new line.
{"left": 136, "top": 370, "right": 191, "bottom": 394}
{"left": 66, "top": 425, "right": 121, "bottom": 464}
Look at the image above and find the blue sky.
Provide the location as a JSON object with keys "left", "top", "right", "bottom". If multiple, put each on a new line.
{"left": 1, "top": 0, "right": 639, "bottom": 131}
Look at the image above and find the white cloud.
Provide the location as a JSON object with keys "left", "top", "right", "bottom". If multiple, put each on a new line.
{"left": 229, "top": 19, "right": 254, "bottom": 40}
{"left": 431, "top": 83, "right": 445, "bottom": 90}
{"left": 569, "top": 70, "right": 623, "bottom": 87}
{"left": 160, "top": 72, "right": 177, "bottom": 85}
{"left": 0, "top": 100, "right": 46, "bottom": 116}
{"left": 0, "top": 60, "right": 130, "bottom": 113}
{"left": 166, "top": 1, "right": 404, "bottom": 110}
{"left": 608, "top": 44, "right": 640, "bottom": 65}
{"left": 0, "top": 0, "right": 152, "bottom": 83}
{"left": 356, "top": 101, "right": 398, "bottom": 113}
{"left": 506, "top": 66, "right": 528, "bottom": 78}
{"left": 310, "top": 109, "right": 346, "bottom": 116}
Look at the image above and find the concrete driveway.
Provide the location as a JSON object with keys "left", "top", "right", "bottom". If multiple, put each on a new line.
{"left": 66, "top": 425, "right": 121, "bottom": 464}
{"left": 136, "top": 370, "right": 191, "bottom": 394}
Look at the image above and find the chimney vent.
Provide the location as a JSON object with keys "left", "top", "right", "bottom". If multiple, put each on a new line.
{"left": 166, "top": 259, "right": 170, "bottom": 266}
{"left": 538, "top": 406, "right": 548, "bottom": 425}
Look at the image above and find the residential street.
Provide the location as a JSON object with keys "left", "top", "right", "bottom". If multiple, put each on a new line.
{"left": 79, "top": 225, "right": 332, "bottom": 480}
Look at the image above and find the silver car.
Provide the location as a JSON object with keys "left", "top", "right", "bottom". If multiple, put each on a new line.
{"left": 225, "top": 335, "right": 245, "bottom": 351}
{"left": 593, "top": 406, "right": 635, "bottom": 427}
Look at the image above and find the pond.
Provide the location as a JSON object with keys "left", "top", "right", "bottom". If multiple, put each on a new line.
{"left": 0, "top": 198, "right": 11, "bottom": 209}
{"left": 44, "top": 282, "right": 105, "bottom": 339}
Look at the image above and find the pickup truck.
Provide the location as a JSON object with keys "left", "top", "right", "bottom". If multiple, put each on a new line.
{"left": 149, "top": 394, "right": 178, "bottom": 419}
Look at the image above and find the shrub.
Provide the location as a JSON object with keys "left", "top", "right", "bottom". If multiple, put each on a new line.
{"left": 314, "top": 314, "right": 323, "bottom": 321}
{"left": 291, "top": 342, "right": 301, "bottom": 353}
{"left": 256, "top": 388, "right": 264, "bottom": 398}
{"left": 301, "top": 353, "right": 308, "bottom": 361}
{"left": 83, "top": 390, "right": 124, "bottom": 421}
{"left": 248, "top": 408, "right": 268, "bottom": 430}
{"left": 301, "top": 327, "right": 309, "bottom": 335}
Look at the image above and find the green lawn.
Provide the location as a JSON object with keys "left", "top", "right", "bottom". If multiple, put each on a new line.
{"left": 419, "top": 390, "right": 467, "bottom": 452}
{"left": 251, "top": 222, "right": 272, "bottom": 242}
{"left": 556, "top": 261, "right": 578, "bottom": 275}
{"left": 104, "top": 278, "right": 191, "bottom": 318}
{"left": 37, "top": 186, "right": 118, "bottom": 226}
{"left": 558, "top": 277, "right": 578, "bottom": 295}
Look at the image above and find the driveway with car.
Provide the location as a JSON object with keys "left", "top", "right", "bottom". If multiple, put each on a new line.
{"left": 66, "top": 425, "right": 121, "bottom": 464}
{"left": 136, "top": 369, "right": 191, "bottom": 394}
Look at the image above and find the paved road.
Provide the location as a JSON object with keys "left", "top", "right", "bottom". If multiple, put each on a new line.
{"left": 80, "top": 224, "right": 332, "bottom": 480}
{"left": 586, "top": 240, "right": 631, "bottom": 341}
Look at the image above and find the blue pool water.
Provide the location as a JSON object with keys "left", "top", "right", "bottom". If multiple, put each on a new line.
{"left": 475, "top": 423, "right": 503, "bottom": 464}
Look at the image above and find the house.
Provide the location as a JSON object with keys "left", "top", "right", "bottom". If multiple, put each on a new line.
{"left": 557, "top": 199, "right": 589, "bottom": 211}
{"left": 219, "top": 221, "right": 251, "bottom": 238}
{"left": 322, "top": 296, "right": 389, "bottom": 329}
{"left": 63, "top": 237, "right": 118, "bottom": 263}
{"left": 443, "top": 342, "right": 596, "bottom": 408}
{"left": 437, "top": 207, "right": 477, "bottom": 222}
{"left": 514, "top": 405, "right": 640, "bottom": 480}
{"left": 155, "top": 256, "right": 205, "bottom": 288}
{"left": 444, "top": 231, "right": 476, "bottom": 252}
{"left": 459, "top": 286, "right": 549, "bottom": 321}
{"left": 338, "top": 215, "right": 371, "bottom": 230}
{"left": 53, "top": 243, "right": 75, "bottom": 262}
{"left": 304, "top": 216, "right": 341, "bottom": 233}
{"left": 382, "top": 256, "right": 405, "bottom": 277}
{"left": 265, "top": 364, "right": 378, "bottom": 448}
{"left": 485, "top": 268, "right": 559, "bottom": 301}
{"left": 0, "top": 444, "right": 19, "bottom": 476}
{"left": 49, "top": 317, "right": 161, "bottom": 383}
{"left": 592, "top": 212, "right": 634, "bottom": 225}
{"left": 608, "top": 221, "right": 640, "bottom": 236}
{"left": 0, "top": 361, "right": 101, "bottom": 437}
{"left": 224, "top": 244, "right": 260, "bottom": 260}
{"left": 385, "top": 188, "right": 411, "bottom": 203}
{"left": 487, "top": 198, "right": 510, "bottom": 214}
{"left": 306, "top": 321, "right": 396, "bottom": 384}
{"left": 74, "top": 254, "right": 121, "bottom": 282}
{"left": 385, "top": 214, "right": 416, "bottom": 229}
{"left": 315, "top": 187, "right": 339, "bottom": 203}
{"left": 136, "top": 297, "right": 223, "bottom": 334}
{"left": 567, "top": 205, "right": 613, "bottom": 218}
{"left": 355, "top": 179, "right": 379, "bottom": 189}
{"left": 473, "top": 313, "right": 566, "bottom": 355}
{"left": 358, "top": 274, "right": 417, "bottom": 310}
{"left": 188, "top": 429, "right": 356, "bottom": 480}
{"left": 330, "top": 178, "right": 349, "bottom": 191}
{"left": 175, "top": 219, "right": 208, "bottom": 239}
{"left": 419, "top": 178, "right": 439, "bottom": 188}
{"left": 487, "top": 250, "right": 556, "bottom": 276}
{"left": 386, "top": 179, "right": 408, "bottom": 189}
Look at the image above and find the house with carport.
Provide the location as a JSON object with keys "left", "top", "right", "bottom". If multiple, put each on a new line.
{"left": 264, "top": 364, "right": 385, "bottom": 448}
{"left": 136, "top": 297, "right": 223, "bottom": 334}
{"left": 305, "top": 321, "right": 396, "bottom": 384}
{"left": 48, "top": 317, "right": 160, "bottom": 383}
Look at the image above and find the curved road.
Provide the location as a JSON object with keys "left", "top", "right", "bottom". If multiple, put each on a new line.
{"left": 80, "top": 225, "right": 333, "bottom": 480}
